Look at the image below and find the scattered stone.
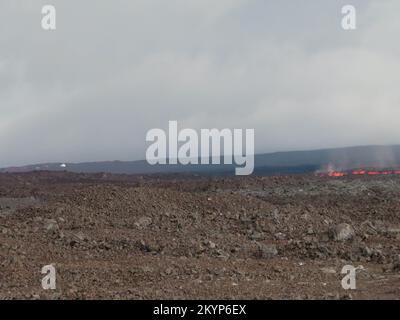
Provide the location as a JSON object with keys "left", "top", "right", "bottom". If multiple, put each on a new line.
{"left": 44, "top": 219, "right": 59, "bottom": 232}
{"left": 249, "top": 231, "right": 265, "bottom": 241}
{"left": 386, "top": 227, "right": 400, "bottom": 236}
{"left": 362, "top": 246, "right": 373, "bottom": 258}
{"left": 73, "top": 231, "right": 88, "bottom": 242}
{"left": 164, "top": 267, "right": 174, "bottom": 275}
{"left": 340, "top": 293, "right": 353, "bottom": 300}
{"left": 361, "top": 220, "right": 378, "bottom": 236}
{"left": 323, "top": 293, "right": 340, "bottom": 300}
{"left": 302, "top": 235, "right": 315, "bottom": 244}
{"left": 138, "top": 240, "right": 161, "bottom": 253}
{"left": 215, "top": 249, "right": 230, "bottom": 260}
{"left": 274, "top": 232, "right": 286, "bottom": 240}
{"left": 391, "top": 255, "right": 400, "bottom": 271}
{"left": 307, "top": 227, "right": 314, "bottom": 235}
{"left": 257, "top": 243, "right": 278, "bottom": 259}
{"left": 0, "top": 197, "right": 38, "bottom": 215}
{"left": 319, "top": 232, "right": 330, "bottom": 242}
{"left": 207, "top": 240, "right": 216, "bottom": 249}
{"left": 134, "top": 216, "right": 152, "bottom": 229}
{"left": 329, "top": 223, "right": 355, "bottom": 241}
{"left": 320, "top": 267, "right": 336, "bottom": 274}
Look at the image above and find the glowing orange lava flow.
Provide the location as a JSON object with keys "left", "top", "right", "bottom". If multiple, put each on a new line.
{"left": 328, "top": 172, "right": 347, "bottom": 177}
{"left": 327, "top": 169, "right": 400, "bottom": 177}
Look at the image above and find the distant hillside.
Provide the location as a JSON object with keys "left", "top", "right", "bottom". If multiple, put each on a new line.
{"left": 2, "top": 145, "right": 400, "bottom": 176}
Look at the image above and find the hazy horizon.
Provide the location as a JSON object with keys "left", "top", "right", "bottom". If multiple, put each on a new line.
{"left": 3, "top": 143, "right": 400, "bottom": 169}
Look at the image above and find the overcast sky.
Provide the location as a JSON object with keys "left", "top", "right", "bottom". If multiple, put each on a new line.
{"left": 1, "top": 0, "right": 400, "bottom": 167}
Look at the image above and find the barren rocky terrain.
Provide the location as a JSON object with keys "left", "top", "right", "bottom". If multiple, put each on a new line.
{"left": 1, "top": 171, "right": 400, "bottom": 299}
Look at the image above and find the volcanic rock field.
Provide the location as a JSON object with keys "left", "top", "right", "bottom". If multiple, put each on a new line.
{"left": 1, "top": 171, "right": 400, "bottom": 299}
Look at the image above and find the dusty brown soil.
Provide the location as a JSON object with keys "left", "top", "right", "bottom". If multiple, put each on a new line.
{"left": 1, "top": 171, "right": 400, "bottom": 299}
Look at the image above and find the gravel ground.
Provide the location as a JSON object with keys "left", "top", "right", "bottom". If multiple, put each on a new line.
{"left": 1, "top": 171, "right": 400, "bottom": 299}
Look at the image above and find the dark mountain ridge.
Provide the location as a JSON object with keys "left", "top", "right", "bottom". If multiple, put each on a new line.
{"left": 2, "top": 145, "right": 400, "bottom": 176}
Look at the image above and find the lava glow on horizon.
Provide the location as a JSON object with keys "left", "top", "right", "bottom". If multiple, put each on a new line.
{"left": 325, "top": 169, "right": 400, "bottom": 177}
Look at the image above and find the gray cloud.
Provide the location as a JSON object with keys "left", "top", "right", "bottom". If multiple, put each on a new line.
{"left": 1, "top": 0, "right": 400, "bottom": 166}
